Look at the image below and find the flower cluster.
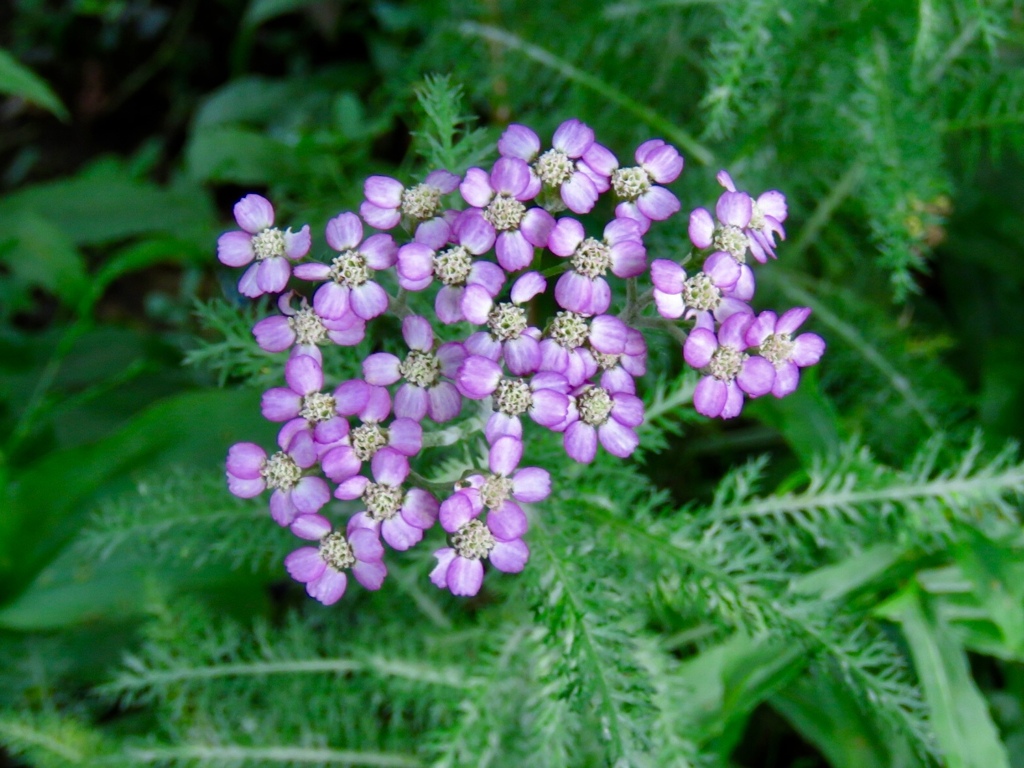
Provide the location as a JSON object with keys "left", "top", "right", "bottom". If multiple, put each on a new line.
{"left": 218, "top": 119, "right": 824, "bottom": 604}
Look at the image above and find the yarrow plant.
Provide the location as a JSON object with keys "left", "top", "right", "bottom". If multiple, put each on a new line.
{"left": 217, "top": 118, "right": 824, "bottom": 603}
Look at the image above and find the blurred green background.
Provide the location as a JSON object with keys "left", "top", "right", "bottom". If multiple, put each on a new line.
{"left": 4, "top": 1, "right": 1024, "bottom": 766}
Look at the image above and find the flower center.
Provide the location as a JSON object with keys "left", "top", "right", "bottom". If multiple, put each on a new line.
{"left": 487, "top": 303, "right": 528, "bottom": 341}
{"left": 261, "top": 451, "right": 302, "bottom": 491}
{"left": 350, "top": 423, "right": 389, "bottom": 462}
{"left": 300, "top": 392, "right": 337, "bottom": 423}
{"left": 480, "top": 474, "right": 514, "bottom": 510}
{"left": 433, "top": 246, "right": 473, "bottom": 286}
{"left": 577, "top": 386, "right": 613, "bottom": 426}
{"left": 682, "top": 273, "right": 723, "bottom": 312}
{"left": 399, "top": 349, "right": 441, "bottom": 388}
{"left": 288, "top": 306, "right": 328, "bottom": 346}
{"left": 611, "top": 166, "right": 651, "bottom": 201}
{"left": 452, "top": 518, "right": 496, "bottom": 560}
{"left": 592, "top": 351, "right": 622, "bottom": 370}
{"left": 713, "top": 226, "right": 747, "bottom": 263}
{"left": 484, "top": 194, "right": 526, "bottom": 231}
{"left": 535, "top": 149, "right": 575, "bottom": 187}
{"left": 758, "top": 333, "right": 794, "bottom": 366}
{"left": 547, "top": 311, "right": 589, "bottom": 350}
{"left": 363, "top": 482, "right": 404, "bottom": 521}
{"left": 571, "top": 238, "right": 612, "bottom": 279}
{"left": 400, "top": 183, "right": 442, "bottom": 220}
{"left": 749, "top": 202, "right": 766, "bottom": 231}
{"left": 319, "top": 531, "right": 356, "bottom": 570}
{"left": 708, "top": 346, "right": 745, "bottom": 381}
{"left": 493, "top": 378, "right": 533, "bottom": 417}
{"left": 252, "top": 228, "right": 286, "bottom": 260}
{"left": 329, "top": 250, "right": 370, "bottom": 287}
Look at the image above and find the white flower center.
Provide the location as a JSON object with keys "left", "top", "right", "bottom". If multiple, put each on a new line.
{"left": 749, "top": 202, "right": 766, "bottom": 231}
{"left": 452, "top": 518, "right": 496, "bottom": 560}
{"left": 493, "top": 378, "right": 533, "bottom": 417}
{"left": 535, "top": 149, "right": 575, "bottom": 187}
{"left": 487, "top": 303, "right": 528, "bottom": 342}
{"left": 682, "top": 273, "right": 723, "bottom": 312}
{"left": 399, "top": 350, "right": 441, "bottom": 388}
{"left": 329, "top": 250, "right": 370, "bottom": 287}
{"left": 400, "top": 183, "right": 442, "bottom": 220}
{"left": 288, "top": 306, "right": 328, "bottom": 346}
{"left": 547, "top": 311, "right": 589, "bottom": 350}
{"left": 708, "top": 346, "right": 745, "bottom": 381}
{"left": 350, "top": 423, "right": 389, "bottom": 461}
{"left": 592, "top": 351, "right": 621, "bottom": 370}
{"left": 577, "top": 386, "right": 613, "bottom": 426}
{"left": 252, "top": 228, "right": 286, "bottom": 260}
{"left": 480, "top": 474, "right": 514, "bottom": 511}
{"left": 300, "top": 392, "right": 337, "bottom": 423}
{"left": 571, "top": 237, "right": 612, "bottom": 279}
{"left": 261, "top": 451, "right": 302, "bottom": 490}
{"left": 319, "top": 531, "right": 356, "bottom": 570}
{"left": 363, "top": 482, "right": 404, "bottom": 521}
{"left": 713, "top": 226, "right": 747, "bottom": 263}
{"left": 433, "top": 246, "right": 473, "bottom": 286}
{"left": 758, "top": 333, "right": 794, "bottom": 366}
{"left": 611, "top": 166, "right": 651, "bottom": 201}
{"left": 484, "top": 194, "right": 526, "bottom": 231}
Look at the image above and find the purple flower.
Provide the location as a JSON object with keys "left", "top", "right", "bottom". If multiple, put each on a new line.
{"left": 396, "top": 210, "right": 506, "bottom": 325}
{"left": 539, "top": 311, "right": 629, "bottom": 387}
{"left": 690, "top": 172, "right": 788, "bottom": 264}
{"left": 550, "top": 216, "right": 646, "bottom": 315}
{"left": 460, "top": 158, "right": 555, "bottom": 272}
{"left": 498, "top": 120, "right": 608, "bottom": 214}
{"left": 226, "top": 431, "right": 330, "bottom": 526}
{"left": 320, "top": 381, "right": 422, "bottom": 482}
{"left": 611, "top": 139, "right": 683, "bottom": 233}
{"left": 360, "top": 170, "right": 460, "bottom": 239}
{"left": 261, "top": 355, "right": 350, "bottom": 455}
{"left": 590, "top": 325, "right": 647, "bottom": 395}
{"left": 717, "top": 170, "right": 788, "bottom": 262}
{"left": 685, "top": 313, "right": 776, "bottom": 419}
{"left": 252, "top": 292, "right": 366, "bottom": 362}
{"left": 562, "top": 378, "right": 644, "bottom": 464}
{"left": 285, "top": 514, "right": 387, "bottom": 605}
{"left": 334, "top": 447, "right": 439, "bottom": 551}
{"left": 431, "top": 436, "right": 543, "bottom": 596}
{"left": 217, "top": 194, "right": 311, "bottom": 298}
{"left": 292, "top": 213, "right": 396, "bottom": 323}
{"left": 650, "top": 252, "right": 753, "bottom": 325}
{"left": 362, "top": 315, "right": 466, "bottom": 423}
{"left": 743, "top": 308, "right": 825, "bottom": 397}
{"left": 454, "top": 356, "right": 570, "bottom": 442}
{"left": 464, "top": 271, "right": 547, "bottom": 376}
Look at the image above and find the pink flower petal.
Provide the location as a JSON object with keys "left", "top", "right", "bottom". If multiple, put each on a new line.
{"left": 285, "top": 547, "right": 326, "bottom": 583}
{"left": 217, "top": 231, "right": 255, "bottom": 267}
{"left": 512, "top": 467, "right": 551, "bottom": 502}
{"left": 234, "top": 194, "right": 274, "bottom": 233}
{"left": 490, "top": 539, "right": 529, "bottom": 573}
{"left": 307, "top": 568, "right": 347, "bottom": 605}
{"left": 447, "top": 557, "right": 484, "bottom": 596}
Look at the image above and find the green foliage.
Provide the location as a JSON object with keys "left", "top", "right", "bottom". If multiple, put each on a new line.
{"left": 5, "top": 0, "right": 1024, "bottom": 766}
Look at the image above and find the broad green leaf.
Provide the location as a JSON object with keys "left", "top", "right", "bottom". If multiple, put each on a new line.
{"left": 243, "top": 0, "right": 324, "bottom": 28}
{"left": 0, "top": 48, "right": 68, "bottom": 120}
{"left": 0, "top": 388, "right": 272, "bottom": 607}
{"left": 0, "top": 213, "right": 87, "bottom": 304}
{"left": 772, "top": 669, "right": 916, "bottom": 768}
{"left": 185, "top": 125, "right": 284, "bottom": 184}
{"left": 790, "top": 543, "right": 904, "bottom": 602}
{"left": 0, "top": 160, "right": 216, "bottom": 247}
{"left": 878, "top": 585, "right": 1011, "bottom": 768}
